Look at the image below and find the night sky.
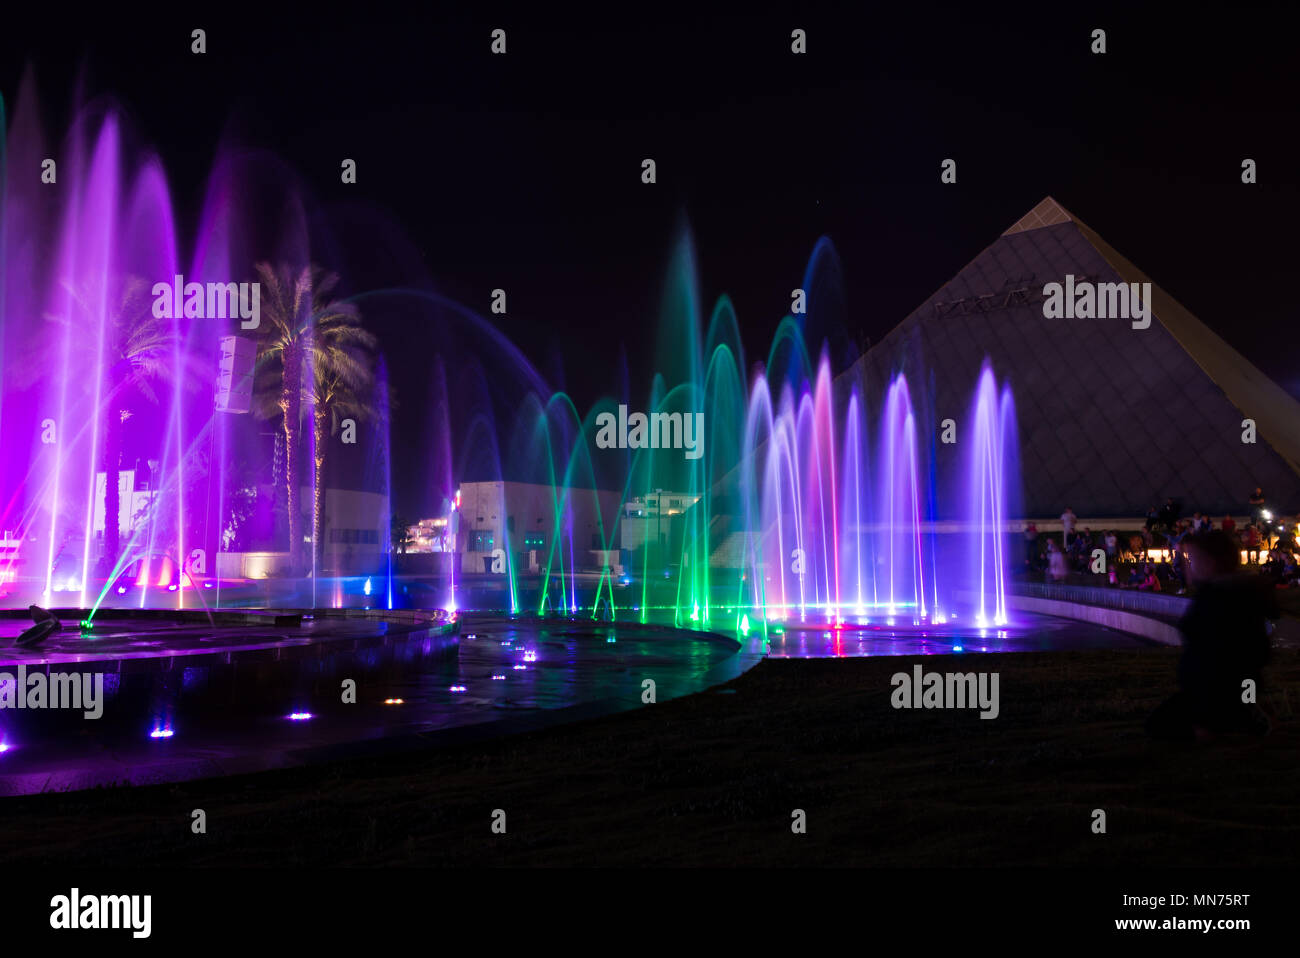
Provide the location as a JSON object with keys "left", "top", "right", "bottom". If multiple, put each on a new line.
{"left": 3, "top": 5, "right": 1297, "bottom": 513}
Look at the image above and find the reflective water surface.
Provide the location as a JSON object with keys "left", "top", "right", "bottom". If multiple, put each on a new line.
{"left": 0, "top": 613, "right": 747, "bottom": 795}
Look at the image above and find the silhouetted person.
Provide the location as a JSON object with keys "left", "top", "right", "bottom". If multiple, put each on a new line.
{"left": 1022, "top": 521, "right": 1040, "bottom": 573}
{"left": 1248, "top": 485, "right": 1265, "bottom": 515}
{"left": 1145, "top": 506, "right": 1159, "bottom": 532}
{"left": 1158, "top": 497, "right": 1181, "bottom": 533}
{"left": 1146, "top": 530, "right": 1274, "bottom": 741}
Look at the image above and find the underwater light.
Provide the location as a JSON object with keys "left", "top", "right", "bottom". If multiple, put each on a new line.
{"left": 492, "top": 674, "right": 506, "bottom": 680}
{"left": 953, "top": 645, "right": 964, "bottom": 652}
{"left": 287, "top": 712, "right": 312, "bottom": 721}
{"left": 383, "top": 698, "right": 404, "bottom": 705}
{"left": 116, "top": 586, "right": 127, "bottom": 595}
{"left": 0, "top": 742, "right": 10, "bottom": 754}
{"left": 149, "top": 728, "right": 174, "bottom": 739}
{"left": 449, "top": 685, "right": 467, "bottom": 693}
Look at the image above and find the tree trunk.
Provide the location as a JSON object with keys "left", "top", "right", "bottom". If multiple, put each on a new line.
{"left": 313, "top": 407, "right": 328, "bottom": 578}
{"left": 281, "top": 344, "right": 302, "bottom": 574}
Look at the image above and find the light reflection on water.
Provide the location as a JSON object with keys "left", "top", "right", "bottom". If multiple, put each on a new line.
{"left": 0, "top": 614, "right": 748, "bottom": 794}
{"left": 764, "top": 611, "right": 1148, "bottom": 658}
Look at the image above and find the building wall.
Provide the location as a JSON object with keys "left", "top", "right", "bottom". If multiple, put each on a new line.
{"left": 458, "top": 480, "right": 622, "bottom": 572}
{"left": 619, "top": 491, "right": 700, "bottom": 552}
{"left": 219, "top": 486, "right": 388, "bottom": 577}
{"left": 92, "top": 470, "right": 155, "bottom": 537}
{"left": 313, "top": 486, "right": 389, "bottom": 575}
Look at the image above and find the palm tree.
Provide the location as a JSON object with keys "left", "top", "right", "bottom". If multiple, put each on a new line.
{"left": 390, "top": 514, "right": 413, "bottom": 555}
{"left": 252, "top": 264, "right": 372, "bottom": 573}
{"left": 309, "top": 354, "right": 377, "bottom": 574}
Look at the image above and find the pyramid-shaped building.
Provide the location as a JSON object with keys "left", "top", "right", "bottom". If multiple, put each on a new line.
{"left": 842, "top": 197, "right": 1300, "bottom": 519}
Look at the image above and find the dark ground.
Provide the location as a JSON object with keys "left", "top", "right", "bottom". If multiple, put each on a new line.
{"left": 2, "top": 647, "right": 1296, "bottom": 867}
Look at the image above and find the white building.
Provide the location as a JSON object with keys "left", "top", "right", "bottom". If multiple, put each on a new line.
{"left": 456, "top": 480, "right": 622, "bottom": 575}
{"left": 619, "top": 491, "right": 701, "bottom": 552}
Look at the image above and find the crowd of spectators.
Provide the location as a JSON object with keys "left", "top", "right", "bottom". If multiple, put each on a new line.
{"left": 1022, "top": 486, "right": 1300, "bottom": 593}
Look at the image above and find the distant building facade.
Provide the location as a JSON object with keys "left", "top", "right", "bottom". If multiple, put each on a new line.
{"left": 620, "top": 491, "right": 701, "bottom": 552}
{"left": 455, "top": 480, "right": 623, "bottom": 574}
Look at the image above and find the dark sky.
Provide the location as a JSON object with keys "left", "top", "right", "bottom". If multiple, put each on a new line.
{"left": 4, "top": 4, "right": 1297, "bottom": 511}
